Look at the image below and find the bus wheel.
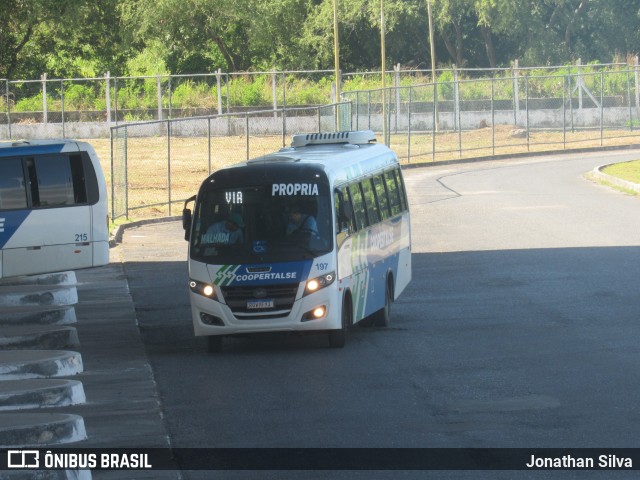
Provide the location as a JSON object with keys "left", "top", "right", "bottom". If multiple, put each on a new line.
{"left": 372, "top": 276, "right": 392, "bottom": 327}
{"left": 207, "top": 336, "right": 223, "bottom": 353}
{"left": 329, "top": 295, "right": 351, "bottom": 348}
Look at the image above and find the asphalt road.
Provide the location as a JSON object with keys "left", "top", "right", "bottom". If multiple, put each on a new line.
{"left": 119, "top": 150, "right": 640, "bottom": 479}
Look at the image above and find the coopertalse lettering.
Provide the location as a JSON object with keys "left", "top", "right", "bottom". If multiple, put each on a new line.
{"left": 234, "top": 271, "right": 297, "bottom": 282}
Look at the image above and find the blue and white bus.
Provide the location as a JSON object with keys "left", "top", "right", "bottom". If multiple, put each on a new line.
{"left": 0, "top": 139, "right": 109, "bottom": 278}
{"left": 183, "top": 130, "right": 411, "bottom": 351}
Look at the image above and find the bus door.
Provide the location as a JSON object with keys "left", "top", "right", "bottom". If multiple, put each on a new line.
{"left": 2, "top": 154, "right": 93, "bottom": 277}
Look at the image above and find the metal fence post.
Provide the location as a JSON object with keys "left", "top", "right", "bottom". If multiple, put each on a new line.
{"left": 61, "top": 80, "right": 65, "bottom": 138}
{"left": 281, "top": 72, "right": 286, "bottom": 111}
{"left": 491, "top": 78, "right": 495, "bottom": 156}
{"left": 110, "top": 127, "right": 115, "bottom": 222}
{"left": 168, "top": 77, "right": 173, "bottom": 119}
{"left": 226, "top": 73, "right": 230, "bottom": 114}
{"left": 408, "top": 86, "right": 412, "bottom": 163}
{"left": 157, "top": 75, "right": 163, "bottom": 121}
{"left": 454, "top": 65, "right": 459, "bottom": 132}
{"left": 577, "top": 59, "right": 583, "bottom": 109}
{"left": 394, "top": 63, "right": 400, "bottom": 133}
{"left": 5, "top": 79, "right": 11, "bottom": 139}
{"left": 114, "top": 76, "right": 119, "bottom": 125}
{"left": 282, "top": 107, "right": 286, "bottom": 147}
{"left": 216, "top": 69, "right": 223, "bottom": 116}
{"left": 124, "top": 125, "right": 129, "bottom": 219}
{"left": 525, "top": 77, "right": 530, "bottom": 151}
{"left": 208, "top": 117, "right": 212, "bottom": 174}
{"left": 105, "top": 72, "right": 111, "bottom": 123}
{"left": 635, "top": 56, "right": 639, "bottom": 126}
{"left": 272, "top": 70, "right": 278, "bottom": 117}
{"left": 42, "top": 73, "right": 48, "bottom": 124}
{"left": 626, "top": 67, "right": 632, "bottom": 132}
{"left": 367, "top": 90, "right": 371, "bottom": 130}
{"left": 563, "top": 76, "right": 566, "bottom": 149}
{"left": 568, "top": 71, "right": 574, "bottom": 132}
{"left": 167, "top": 121, "right": 172, "bottom": 216}
{"left": 432, "top": 83, "right": 436, "bottom": 161}
{"left": 513, "top": 59, "right": 519, "bottom": 125}
{"left": 246, "top": 116, "right": 250, "bottom": 160}
{"left": 600, "top": 71, "right": 604, "bottom": 145}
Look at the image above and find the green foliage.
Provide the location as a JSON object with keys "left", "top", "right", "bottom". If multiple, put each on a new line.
{"left": 172, "top": 81, "right": 217, "bottom": 109}
{"left": 63, "top": 83, "right": 97, "bottom": 110}
{"left": 14, "top": 93, "right": 48, "bottom": 112}
{"left": 287, "top": 79, "right": 331, "bottom": 105}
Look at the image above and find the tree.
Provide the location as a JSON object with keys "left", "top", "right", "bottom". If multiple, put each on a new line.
{"left": 0, "top": 0, "right": 127, "bottom": 79}
{"left": 300, "top": 0, "right": 431, "bottom": 71}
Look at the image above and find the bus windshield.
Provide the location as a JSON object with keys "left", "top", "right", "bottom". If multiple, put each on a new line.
{"left": 190, "top": 181, "right": 333, "bottom": 264}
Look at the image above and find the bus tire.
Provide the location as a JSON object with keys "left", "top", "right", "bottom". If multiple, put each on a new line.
{"left": 329, "top": 294, "right": 351, "bottom": 348}
{"left": 207, "top": 336, "right": 223, "bottom": 353}
{"left": 372, "top": 275, "right": 393, "bottom": 327}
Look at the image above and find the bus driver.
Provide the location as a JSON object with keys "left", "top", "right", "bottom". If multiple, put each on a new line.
{"left": 286, "top": 205, "right": 318, "bottom": 236}
{"left": 204, "top": 213, "right": 244, "bottom": 245}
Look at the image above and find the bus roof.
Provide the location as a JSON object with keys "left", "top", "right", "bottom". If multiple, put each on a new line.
{"left": 0, "top": 139, "right": 90, "bottom": 157}
{"left": 225, "top": 131, "right": 399, "bottom": 186}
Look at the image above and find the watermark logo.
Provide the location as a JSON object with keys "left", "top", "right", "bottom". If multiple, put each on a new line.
{"left": 8, "top": 450, "right": 39, "bottom": 469}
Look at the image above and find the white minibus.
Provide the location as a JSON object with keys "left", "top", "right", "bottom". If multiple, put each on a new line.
{"left": 183, "top": 130, "right": 411, "bottom": 351}
{"left": 0, "top": 139, "right": 109, "bottom": 278}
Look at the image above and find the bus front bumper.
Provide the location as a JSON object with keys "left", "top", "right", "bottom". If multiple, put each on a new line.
{"left": 189, "top": 286, "right": 341, "bottom": 337}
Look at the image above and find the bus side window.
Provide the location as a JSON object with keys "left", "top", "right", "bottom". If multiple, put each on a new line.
{"left": 361, "top": 178, "right": 380, "bottom": 225}
{"left": 70, "top": 154, "right": 88, "bottom": 204}
{"left": 0, "top": 158, "right": 28, "bottom": 210}
{"left": 396, "top": 167, "right": 408, "bottom": 211}
{"left": 347, "top": 183, "right": 367, "bottom": 230}
{"left": 334, "top": 189, "right": 355, "bottom": 234}
{"left": 385, "top": 169, "right": 401, "bottom": 216}
{"left": 372, "top": 174, "right": 391, "bottom": 220}
{"left": 32, "top": 156, "right": 75, "bottom": 207}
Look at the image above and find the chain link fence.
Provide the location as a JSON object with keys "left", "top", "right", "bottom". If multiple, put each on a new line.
{"left": 2, "top": 61, "right": 637, "bottom": 139}
{"left": 3, "top": 64, "right": 640, "bottom": 222}
{"left": 109, "top": 103, "right": 350, "bottom": 221}
{"left": 344, "top": 68, "right": 640, "bottom": 164}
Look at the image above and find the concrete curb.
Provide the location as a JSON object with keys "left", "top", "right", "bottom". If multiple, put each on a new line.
{"left": 590, "top": 163, "right": 640, "bottom": 193}
{"left": 0, "top": 306, "right": 77, "bottom": 326}
{"left": 0, "top": 326, "right": 80, "bottom": 350}
{"left": 0, "top": 413, "right": 87, "bottom": 446}
{"left": 401, "top": 142, "right": 640, "bottom": 170}
{"left": 0, "top": 379, "right": 86, "bottom": 411}
{"left": 0, "top": 351, "right": 83, "bottom": 380}
{"left": 109, "top": 216, "right": 181, "bottom": 247}
{"left": 0, "top": 272, "right": 76, "bottom": 288}
{"left": 0, "top": 286, "right": 78, "bottom": 308}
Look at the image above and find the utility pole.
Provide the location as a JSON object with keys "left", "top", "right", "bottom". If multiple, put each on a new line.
{"left": 381, "top": 0, "right": 387, "bottom": 144}
{"left": 427, "top": 0, "right": 438, "bottom": 131}
{"left": 333, "top": 0, "right": 341, "bottom": 130}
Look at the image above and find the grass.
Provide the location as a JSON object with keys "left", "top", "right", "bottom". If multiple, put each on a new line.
{"left": 602, "top": 160, "right": 640, "bottom": 184}
{"left": 82, "top": 126, "right": 640, "bottom": 225}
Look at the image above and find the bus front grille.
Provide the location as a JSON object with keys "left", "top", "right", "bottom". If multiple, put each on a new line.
{"left": 221, "top": 283, "right": 299, "bottom": 315}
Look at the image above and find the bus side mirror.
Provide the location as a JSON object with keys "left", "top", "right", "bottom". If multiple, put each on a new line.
{"left": 183, "top": 195, "right": 196, "bottom": 241}
{"left": 183, "top": 208, "right": 192, "bottom": 240}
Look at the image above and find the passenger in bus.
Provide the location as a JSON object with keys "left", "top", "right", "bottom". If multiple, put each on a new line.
{"left": 286, "top": 205, "right": 318, "bottom": 236}
{"left": 203, "top": 213, "right": 244, "bottom": 244}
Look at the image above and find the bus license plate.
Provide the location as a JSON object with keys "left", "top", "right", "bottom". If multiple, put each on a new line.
{"left": 247, "top": 299, "right": 274, "bottom": 310}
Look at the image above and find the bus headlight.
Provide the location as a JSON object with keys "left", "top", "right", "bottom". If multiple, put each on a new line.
{"left": 189, "top": 280, "right": 217, "bottom": 299}
{"left": 302, "top": 305, "right": 327, "bottom": 322}
{"left": 303, "top": 271, "right": 335, "bottom": 296}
